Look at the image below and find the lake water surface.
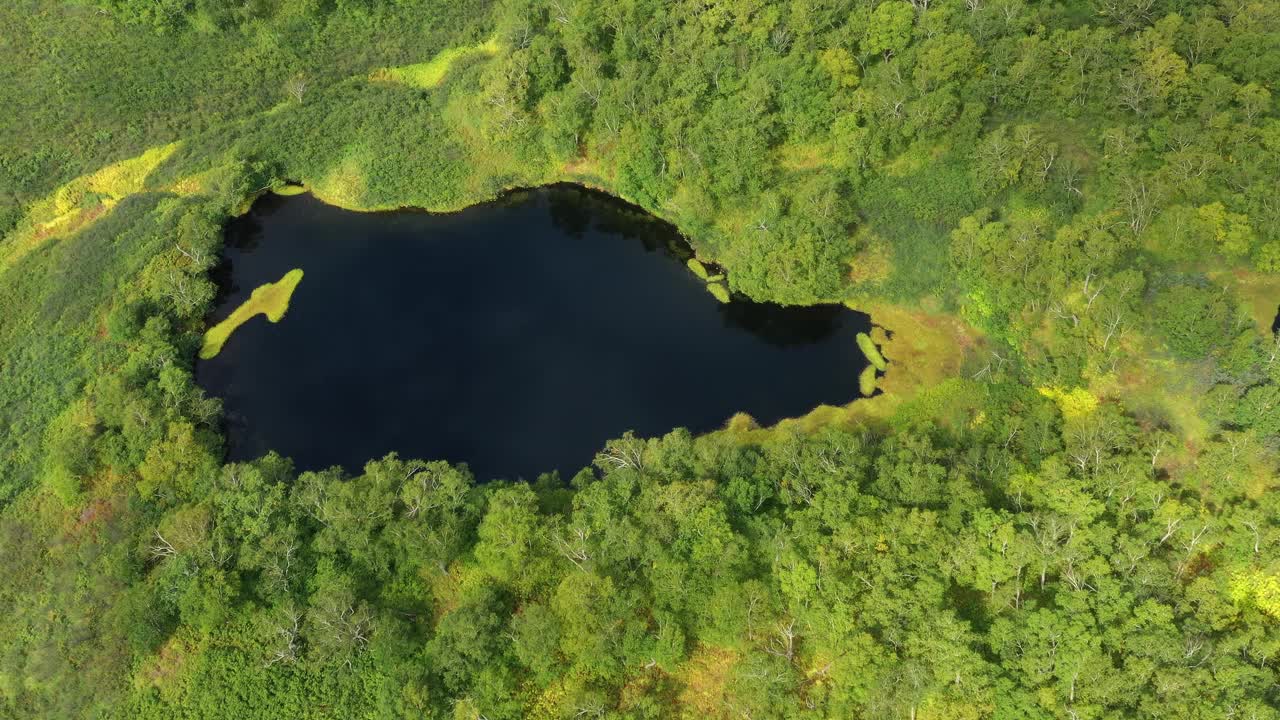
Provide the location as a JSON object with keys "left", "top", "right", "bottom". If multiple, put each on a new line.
{"left": 196, "top": 187, "right": 871, "bottom": 480}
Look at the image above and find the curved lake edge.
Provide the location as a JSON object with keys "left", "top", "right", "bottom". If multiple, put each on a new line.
{"left": 250, "top": 180, "right": 739, "bottom": 295}
{"left": 220, "top": 181, "right": 921, "bottom": 432}
{"left": 198, "top": 187, "right": 888, "bottom": 479}
{"left": 223, "top": 180, "right": 958, "bottom": 432}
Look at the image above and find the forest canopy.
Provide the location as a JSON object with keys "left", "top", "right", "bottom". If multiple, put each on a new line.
{"left": 0, "top": 0, "right": 1278, "bottom": 718}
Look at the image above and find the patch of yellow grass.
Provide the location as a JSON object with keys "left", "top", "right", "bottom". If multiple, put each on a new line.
{"left": 561, "top": 155, "right": 609, "bottom": 184}
{"left": 775, "top": 142, "right": 832, "bottom": 172}
{"left": 199, "top": 269, "right": 304, "bottom": 359}
{"left": 132, "top": 628, "right": 203, "bottom": 702}
{"left": 1211, "top": 268, "right": 1280, "bottom": 335}
{"left": 1, "top": 143, "right": 179, "bottom": 272}
{"left": 370, "top": 38, "right": 501, "bottom": 90}
{"left": 525, "top": 678, "right": 569, "bottom": 720}
{"left": 674, "top": 645, "right": 737, "bottom": 719}
{"left": 1109, "top": 354, "right": 1212, "bottom": 448}
{"left": 858, "top": 300, "right": 980, "bottom": 401}
{"left": 704, "top": 300, "right": 980, "bottom": 447}
{"left": 882, "top": 141, "right": 941, "bottom": 177}
{"left": 856, "top": 331, "right": 887, "bottom": 370}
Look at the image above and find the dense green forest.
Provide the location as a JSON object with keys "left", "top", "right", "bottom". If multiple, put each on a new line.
{"left": 1, "top": 0, "right": 1279, "bottom": 717}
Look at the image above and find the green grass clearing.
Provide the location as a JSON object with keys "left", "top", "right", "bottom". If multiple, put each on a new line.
{"left": 199, "top": 269, "right": 304, "bottom": 359}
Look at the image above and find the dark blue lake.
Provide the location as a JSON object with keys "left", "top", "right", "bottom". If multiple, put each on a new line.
{"left": 196, "top": 186, "right": 870, "bottom": 480}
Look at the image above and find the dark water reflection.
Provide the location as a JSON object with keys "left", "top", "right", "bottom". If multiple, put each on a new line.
{"left": 196, "top": 186, "right": 870, "bottom": 480}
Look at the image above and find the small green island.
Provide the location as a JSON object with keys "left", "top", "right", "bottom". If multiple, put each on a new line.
{"left": 856, "top": 331, "right": 887, "bottom": 370}
{"left": 687, "top": 258, "right": 731, "bottom": 302}
{"left": 856, "top": 331, "right": 887, "bottom": 395}
{"left": 198, "top": 269, "right": 304, "bottom": 359}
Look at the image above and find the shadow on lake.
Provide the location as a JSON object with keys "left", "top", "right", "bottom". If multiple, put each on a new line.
{"left": 196, "top": 186, "right": 872, "bottom": 480}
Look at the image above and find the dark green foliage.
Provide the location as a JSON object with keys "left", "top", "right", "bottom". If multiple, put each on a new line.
{"left": 1150, "top": 281, "right": 1233, "bottom": 358}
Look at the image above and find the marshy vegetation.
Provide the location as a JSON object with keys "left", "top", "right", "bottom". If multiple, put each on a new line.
{"left": 198, "top": 268, "right": 303, "bottom": 359}
{"left": 370, "top": 37, "right": 502, "bottom": 89}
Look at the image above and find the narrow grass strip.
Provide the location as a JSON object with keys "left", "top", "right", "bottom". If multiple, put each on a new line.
{"left": 686, "top": 258, "right": 710, "bottom": 280}
{"left": 199, "top": 269, "right": 304, "bottom": 359}
{"left": 371, "top": 38, "right": 501, "bottom": 89}
{"left": 856, "top": 331, "right": 887, "bottom": 371}
{"left": 859, "top": 365, "right": 879, "bottom": 397}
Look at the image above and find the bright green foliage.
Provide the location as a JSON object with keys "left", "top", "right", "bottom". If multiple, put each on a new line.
{"left": 1151, "top": 283, "right": 1234, "bottom": 359}
{"left": 1197, "top": 202, "right": 1257, "bottom": 258}
{"left": 863, "top": 3, "right": 915, "bottom": 60}
{"left": 1257, "top": 242, "right": 1280, "bottom": 272}
{"left": 1231, "top": 570, "right": 1280, "bottom": 619}
{"left": 2, "top": 0, "right": 1280, "bottom": 717}
{"left": 817, "top": 48, "right": 860, "bottom": 89}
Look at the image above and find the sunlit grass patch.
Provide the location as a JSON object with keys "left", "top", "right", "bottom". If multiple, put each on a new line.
{"left": 1109, "top": 354, "right": 1212, "bottom": 450}
{"left": 310, "top": 154, "right": 370, "bottom": 210}
{"left": 1211, "top": 268, "right": 1280, "bottom": 335}
{"left": 705, "top": 282, "right": 730, "bottom": 303}
{"left": 273, "top": 183, "right": 307, "bottom": 196}
{"left": 882, "top": 140, "right": 945, "bottom": 178}
{"left": 857, "top": 331, "right": 887, "bottom": 370}
{"left": 132, "top": 628, "right": 203, "bottom": 700}
{"left": 859, "top": 365, "right": 879, "bottom": 396}
{"left": 775, "top": 142, "right": 832, "bottom": 171}
{"left": 199, "top": 269, "right": 304, "bottom": 360}
{"left": 675, "top": 645, "right": 738, "bottom": 718}
{"left": 854, "top": 300, "right": 979, "bottom": 402}
{"left": 1, "top": 143, "right": 179, "bottom": 273}
{"left": 370, "top": 38, "right": 500, "bottom": 90}
{"left": 686, "top": 258, "right": 710, "bottom": 280}
{"left": 707, "top": 301, "right": 980, "bottom": 447}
